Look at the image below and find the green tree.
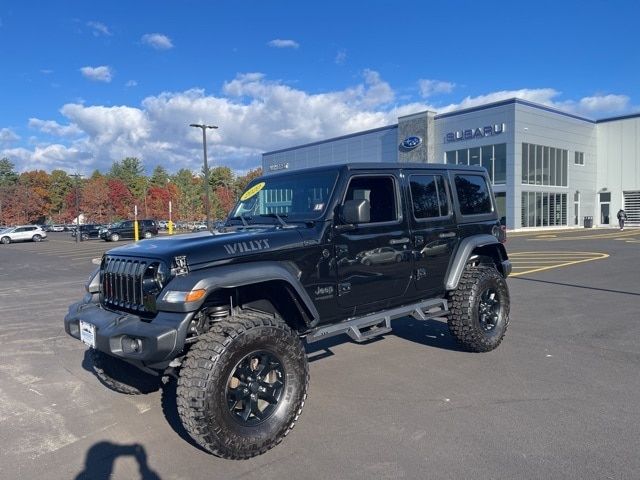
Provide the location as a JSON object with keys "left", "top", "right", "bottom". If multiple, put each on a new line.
{"left": 0, "top": 158, "right": 18, "bottom": 186}
{"left": 171, "top": 169, "right": 203, "bottom": 221}
{"left": 0, "top": 158, "right": 18, "bottom": 224}
{"left": 49, "top": 170, "right": 73, "bottom": 221}
{"left": 110, "top": 157, "right": 145, "bottom": 198}
{"left": 208, "top": 166, "right": 234, "bottom": 190}
{"left": 149, "top": 165, "right": 169, "bottom": 187}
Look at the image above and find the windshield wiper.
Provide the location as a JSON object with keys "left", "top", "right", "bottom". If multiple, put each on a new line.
{"left": 227, "top": 214, "right": 251, "bottom": 227}
{"left": 259, "top": 213, "right": 289, "bottom": 227}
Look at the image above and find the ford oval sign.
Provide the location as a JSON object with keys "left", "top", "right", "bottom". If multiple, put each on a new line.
{"left": 401, "top": 136, "right": 422, "bottom": 150}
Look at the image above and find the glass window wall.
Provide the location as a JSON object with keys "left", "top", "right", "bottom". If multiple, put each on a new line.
{"left": 522, "top": 143, "right": 567, "bottom": 187}
{"left": 520, "top": 191, "right": 567, "bottom": 227}
{"left": 444, "top": 143, "right": 506, "bottom": 185}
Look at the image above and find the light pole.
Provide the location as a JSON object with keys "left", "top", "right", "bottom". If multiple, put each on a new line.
{"left": 189, "top": 123, "right": 218, "bottom": 231}
{"left": 70, "top": 173, "right": 83, "bottom": 243}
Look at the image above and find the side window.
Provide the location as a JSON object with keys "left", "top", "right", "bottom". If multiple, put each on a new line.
{"left": 344, "top": 176, "right": 397, "bottom": 223}
{"left": 123, "top": 221, "right": 133, "bottom": 228}
{"left": 455, "top": 174, "right": 493, "bottom": 215}
{"left": 410, "top": 175, "right": 450, "bottom": 219}
{"left": 14, "top": 227, "right": 25, "bottom": 232}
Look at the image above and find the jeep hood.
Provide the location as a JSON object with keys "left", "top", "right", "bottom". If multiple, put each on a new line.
{"left": 104, "top": 227, "right": 304, "bottom": 269}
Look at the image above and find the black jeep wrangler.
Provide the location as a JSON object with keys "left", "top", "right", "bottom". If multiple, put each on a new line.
{"left": 64, "top": 163, "right": 511, "bottom": 459}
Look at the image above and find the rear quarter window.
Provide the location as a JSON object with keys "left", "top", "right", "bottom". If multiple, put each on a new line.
{"left": 454, "top": 174, "right": 493, "bottom": 215}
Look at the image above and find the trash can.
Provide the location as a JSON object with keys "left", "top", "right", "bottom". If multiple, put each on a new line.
{"left": 583, "top": 216, "right": 593, "bottom": 228}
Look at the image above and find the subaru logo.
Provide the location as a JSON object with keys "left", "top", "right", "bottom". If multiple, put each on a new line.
{"left": 401, "top": 136, "right": 422, "bottom": 150}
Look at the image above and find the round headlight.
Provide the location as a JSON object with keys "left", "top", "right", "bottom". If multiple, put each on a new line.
{"left": 154, "top": 262, "right": 169, "bottom": 289}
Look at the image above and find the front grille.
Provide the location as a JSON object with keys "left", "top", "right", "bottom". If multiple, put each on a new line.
{"left": 101, "top": 256, "right": 151, "bottom": 316}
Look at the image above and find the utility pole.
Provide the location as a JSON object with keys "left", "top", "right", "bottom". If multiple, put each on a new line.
{"left": 189, "top": 123, "right": 218, "bottom": 231}
{"left": 70, "top": 173, "right": 83, "bottom": 243}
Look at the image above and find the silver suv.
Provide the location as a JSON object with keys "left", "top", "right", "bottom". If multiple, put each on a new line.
{"left": 0, "top": 225, "right": 48, "bottom": 244}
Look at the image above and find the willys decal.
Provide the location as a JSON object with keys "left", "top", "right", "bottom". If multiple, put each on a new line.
{"left": 223, "top": 239, "right": 270, "bottom": 255}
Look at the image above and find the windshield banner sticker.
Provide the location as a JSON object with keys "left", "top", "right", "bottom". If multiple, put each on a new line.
{"left": 240, "top": 182, "right": 266, "bottom": 201}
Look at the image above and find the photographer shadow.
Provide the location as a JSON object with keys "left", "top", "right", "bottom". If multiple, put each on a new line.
{"left": 75, "top": 441, "right": 161, "bottom": 480}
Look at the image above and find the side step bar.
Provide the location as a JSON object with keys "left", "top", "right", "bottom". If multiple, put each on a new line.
{"left": 305, "top": 298, "right": 448, "bottom": 344}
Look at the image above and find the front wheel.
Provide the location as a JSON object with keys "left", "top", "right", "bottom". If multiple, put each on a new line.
{"left": 177, "top": 310, "right": 309, "bottom": 459}
{"left": 109, "top": 233, "right": 120, "bottom": 242}
{"left": 143, "top": 231, "right": 152, "bottom": 239}
{"left": 81, "top": 233, "right": 89, "bottom": 241}
{"left": 447, "top": 265, "right": 510, "bottom": 352}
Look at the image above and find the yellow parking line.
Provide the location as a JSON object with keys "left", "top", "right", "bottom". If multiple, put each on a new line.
{"left": 509, "top": 252, "right": 609, "bottom": 277}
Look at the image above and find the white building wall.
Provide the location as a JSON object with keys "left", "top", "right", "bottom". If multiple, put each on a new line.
{"left": 596, "top": 117, "right": 640, "bottom": 218}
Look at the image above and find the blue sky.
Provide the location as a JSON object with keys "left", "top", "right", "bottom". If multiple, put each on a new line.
{"left": 1, "top": 0, "right": 639, "bottom": 174}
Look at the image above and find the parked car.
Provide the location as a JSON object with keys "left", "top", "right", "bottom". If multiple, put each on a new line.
{"left": 51, "top": 224, "right": 66, "bottom": 232}
{"left": 71, "top": 224, "right": 103, "bottom": 240}
{"left": 191, "top": 222, "right": 208, "bottom": 231}
{"left": 0, "top": 225, "right": 48, "bottom": 244}
{"left": 100, "top": 219, "right": 159, "bottom": 242}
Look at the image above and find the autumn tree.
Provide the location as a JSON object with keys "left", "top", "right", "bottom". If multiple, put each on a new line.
{"left": 83, "top": 176, "right": 111, "bottom": 223}
{"left": 49, "top": 170, "right": 73, "bottom": 222}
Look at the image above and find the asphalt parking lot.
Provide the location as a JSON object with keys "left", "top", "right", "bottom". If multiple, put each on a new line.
{"left": 1, "top": 229, "right": 639, "bottom": 480}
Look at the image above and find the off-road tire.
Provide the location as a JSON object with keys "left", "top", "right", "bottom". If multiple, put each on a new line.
{"left": 447, "top": 265, "right": 509, "bottom": 352}
{"left": 177, "top": 310, "right": 309, "bottom": 459}
{"left": 1, "top": 236, "right": 10, "bottom": 244}
{"left": 90, "top": 349, "right": 160, "bottom": 395}
{"left": 110, "top": 233, "right": 120, "bottom": 242}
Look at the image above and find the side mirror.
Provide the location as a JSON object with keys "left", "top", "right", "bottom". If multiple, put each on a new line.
{"left": 342, "top": 199, "right": 370, "bottom": 224}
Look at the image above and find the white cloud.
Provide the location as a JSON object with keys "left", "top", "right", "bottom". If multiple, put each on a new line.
{"left": 40, "top": 69, "right": 54, "bottom": 75}
{"left": 141, "top": 33, "right": 174, "bottom": 50}
{"left": 267, "top": 39, "right": 299, "bottom": 49}
{"left": 28, "top": 118, "right": 82, "bottom": 137}
{"left": 335, "top": 49, "right": 347, "bottom": 65}
{"left": 0, "top": 128, "right": 20, "bottom": 145}
{"left": 576, "top": 94, "right": 629, "bottom": 114}
{"left": 80, "top": 65, "right": 113, "bottom": 83}
{"left": 126, "top": 80, "right": 138, "bottom": 87}
{"left": 2, "top": 71, "right": 636, "bottom": 175}
{"left": 418, "top": 79, "right": 455, "bottom": 97}
{"left": 87, "top": 21, "right": 111, "bottom": 37}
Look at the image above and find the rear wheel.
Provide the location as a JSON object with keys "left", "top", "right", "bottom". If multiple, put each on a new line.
{"left": 90, "top": 349, "right": 160, "bottom": 395}
{"left": 32, "top": 234, "right": 42, "bottom": 242}
{"left": 1, "top": 236, "right": 10, "bottom": 244}
{"left": 447, "top": 265, "right": 510, "bottom": 352}
{"left": 143, "top": 231, "right": 152, "bottom": 239}
{"left": 177, "top": 310, "right": 309, "bottom": 459}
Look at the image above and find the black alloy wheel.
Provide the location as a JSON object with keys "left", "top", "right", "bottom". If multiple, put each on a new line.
{"left": 478, "top": 287, "right": 501, "bottom": 331}
{"left": 225, "top": 351, "right": 285, "bottom": 426}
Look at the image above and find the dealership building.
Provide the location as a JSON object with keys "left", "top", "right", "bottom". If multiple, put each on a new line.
{"left": 262, "top": 98, "right": 640, "bottom": 229}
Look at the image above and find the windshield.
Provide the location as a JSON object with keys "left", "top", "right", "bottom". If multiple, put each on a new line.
{"left": 230, "top": 170, "right": 338, "bottom": 222}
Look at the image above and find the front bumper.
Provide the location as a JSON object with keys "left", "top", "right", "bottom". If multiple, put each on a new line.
{"left": 64, "top": 299, "right": 194, "bottom": 365}
{"left": 502, "top": 259, "right": 512, "bottom": 278}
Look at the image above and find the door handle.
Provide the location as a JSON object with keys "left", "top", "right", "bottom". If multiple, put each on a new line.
{"left": 389, "top": 237, "right": 410, "bottom": 245}
{"left": 438, "top": 232, "right": 457, "bottom": 239}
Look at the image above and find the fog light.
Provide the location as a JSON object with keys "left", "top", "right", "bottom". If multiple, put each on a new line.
{"left": 122, "top": 336, "right": 142, "bottom": 354}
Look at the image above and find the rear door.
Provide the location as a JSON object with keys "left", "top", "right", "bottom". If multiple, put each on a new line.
{"left": 334, "top": 173, "right": 413, "bottom": 310}
{"left": 405, "top": 170, "right": 458, "bottom": 297}
{"left": 121, "top": 221, "right": 134, "bottom": 238}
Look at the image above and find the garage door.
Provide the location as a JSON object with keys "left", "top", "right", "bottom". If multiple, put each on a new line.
{"left": 623, "top": 191, "right": 640, "bottom": 226}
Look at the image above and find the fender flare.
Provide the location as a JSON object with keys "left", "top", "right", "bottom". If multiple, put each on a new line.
{"left": 445, "top": 234, "right": 507, "bottom": 290}
{"left": 156, "top": 261, "right": 320, "bottom": 326}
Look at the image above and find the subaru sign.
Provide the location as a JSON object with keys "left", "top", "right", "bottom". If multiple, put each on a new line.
{"left": 400, "top": 136, "right": 422, "bottom": 150}
{"left": 445, "top": 123, "right": 506, "bottom": 143}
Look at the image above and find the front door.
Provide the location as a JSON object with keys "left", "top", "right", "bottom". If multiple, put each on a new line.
{"left": 405, "top": 170, "right": 458, "bottom": 297}
{"left": 334, "top": 174, "right": 412, "bottom": 311}
{"left": 599, "top": 192, "right": 611, "bottom": 225}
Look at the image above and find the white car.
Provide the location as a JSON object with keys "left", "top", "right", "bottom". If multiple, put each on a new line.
{"left": 0, "top": 225, "right": 48, "bottom": 244}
